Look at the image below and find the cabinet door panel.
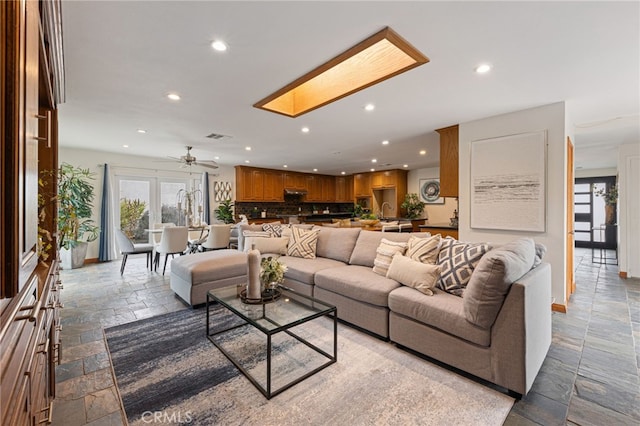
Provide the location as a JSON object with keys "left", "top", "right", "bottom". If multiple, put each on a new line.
{"left": 437, "top": 125, "right": 459, "bottom": 197}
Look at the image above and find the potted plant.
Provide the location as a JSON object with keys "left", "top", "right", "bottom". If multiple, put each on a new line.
{"left": 260, "top": 256, "right": 288, "bottom": 291}
{"left": 57, "top": 163, "right": 100, "bottom": 269}
{"left": 214, "top": 199, "right": 235, "bottom": 224}
{"left": 401, "top": 193, "right": 426, "bottom": 219}
{"left": 595, "top": 183, "right": 618, "bottom": 225}
{"left": 359, "top": 212, "right": 379, "bottom": 227}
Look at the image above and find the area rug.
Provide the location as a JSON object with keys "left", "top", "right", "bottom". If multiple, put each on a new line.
{"left": 105, "top": 307, "right": 513, "bottom": 425}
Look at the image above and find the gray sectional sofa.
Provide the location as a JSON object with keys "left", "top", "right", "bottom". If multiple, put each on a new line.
{"left": 217, "top": 224, "right": 552, "bottom": 396}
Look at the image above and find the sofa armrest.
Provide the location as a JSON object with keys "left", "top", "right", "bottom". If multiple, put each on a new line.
{"left": 490, "top": 262, "right": 552, "bottom": 395}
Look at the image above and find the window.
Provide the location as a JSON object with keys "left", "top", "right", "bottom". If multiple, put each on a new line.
{"left": 574, "top": 176, "right": 616, "bottom": 248}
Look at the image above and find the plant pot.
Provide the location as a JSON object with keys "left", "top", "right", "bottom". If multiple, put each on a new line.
{"left": 60, "top": 241, "right": 89, "bottom": 269}
{"left": 605, "top": 204, "right": 616, "bottom": 225}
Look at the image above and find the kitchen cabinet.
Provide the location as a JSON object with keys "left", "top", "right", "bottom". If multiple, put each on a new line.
{"left": 335, "top": 176, "right": 353, "bottom": 202}
{"left": 306, "top": 175, "right": 336, "bottom": 203}
{"left": 436, "top": 124, "right": 459, "bottom": 198}
{"left": 371, "top": 170, "right": 402, "bottom": 189}
{"left": 235, "top": 166, "right": 284, "bottom": 202}
{"left": 284, "top": 172, "right": 306, "bottom": 191}
{"left": 353, "top": 173, "right": 371, "bottom": 198}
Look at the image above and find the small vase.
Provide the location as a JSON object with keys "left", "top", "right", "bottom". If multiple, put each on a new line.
{"left": 605, "top": 204, "right": 616, "bottom": 225}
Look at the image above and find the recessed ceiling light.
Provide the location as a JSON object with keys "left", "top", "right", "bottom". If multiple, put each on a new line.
{"left": 382, "top": 140, "right": 389, "bottom": 145}
{"left": 364, "top": 103, "right": 375, "bottom": 111}
{"left": 475, "top": 64, "right": 491, "bottom": 73}
{"left": 301, "top": 127, "right": 310, "bottom": 133}
{"left": 245, "top": 146, "right": 252, "bottom": 151}
{"left": 371, "top": 158, "right": 377, "bottom": 163}
{"left": 419, "top": 150, "right": 427, "bottom": 155}
{"left": 313, "top": 168, "right": 318, "bottom": 172}
{"left": 403, "top": 164, "right": 408, "bottom": 168}
{"left": 341, "top": 171, "right": 346, "bottom": 175}
{"left": 214, "top": 156, "right": 220, "bottom": 160}
{"left": 211, "top": 40, "right": 228, "bottom": 52}
{"left": 167, "top": 93, "right": 181, "bottom": 101}
{"left": 137, "top": 129, "right": 146, "bottom": 134}
{"left": 370, "top": 168, "right": 375, "bottom": 172}
{"left": 283, "top": 165, "right": 288, "bottom": 168}
{"left": 245, "top": 160, "right": 250, "bottom": 163}
{"left": 122, "top": 144, "right": 129, "bottom": 148}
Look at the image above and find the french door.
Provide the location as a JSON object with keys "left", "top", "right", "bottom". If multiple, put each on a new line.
{"left": 116, "top": 176, "right": 189, "bottom": 243}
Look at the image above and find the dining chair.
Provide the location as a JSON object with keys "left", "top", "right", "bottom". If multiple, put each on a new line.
{"left": 115, "top": 229, "right": 154, "bottom": 275}
{"left": 201, "top": 224, "right": 231, "bottom": 251}
{"left": 152, "top": 222, "right": 175, "bottom": 244}
{"left": 154, "top": 226, "right": 189, "bottom": 275}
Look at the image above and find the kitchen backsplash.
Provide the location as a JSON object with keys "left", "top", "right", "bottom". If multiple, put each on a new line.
{"left": 235, "top": 195, "right": 354, "bottom": 218}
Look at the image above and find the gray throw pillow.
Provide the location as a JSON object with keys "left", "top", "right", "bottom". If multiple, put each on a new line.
{"left": 463, "top": 238, "right": 536, "bottom": 329}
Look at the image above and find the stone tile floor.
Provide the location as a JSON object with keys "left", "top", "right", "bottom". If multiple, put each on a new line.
{"left": 50, "top": 248, "right": 639, "bottom": 425}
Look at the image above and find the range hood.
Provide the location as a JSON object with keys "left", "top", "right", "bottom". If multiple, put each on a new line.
{"left": 284, "top": 188, "right": 307, "bottom": 195}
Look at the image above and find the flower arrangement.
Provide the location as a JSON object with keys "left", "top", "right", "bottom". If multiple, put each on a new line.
{"left": 594, "top": 184, "right": 618, "bottom": 206}
{"left": 260, "top": 256, "right": 288, "bottom": 287}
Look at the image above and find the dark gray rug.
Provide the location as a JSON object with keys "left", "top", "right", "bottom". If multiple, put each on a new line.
{"left": 105, "top": 307, "right": 513, "bottom": 425}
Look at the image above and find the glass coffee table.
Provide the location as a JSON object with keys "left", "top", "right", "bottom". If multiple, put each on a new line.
{"left": 206, "top": 285, "right": 337, "bottom": 399}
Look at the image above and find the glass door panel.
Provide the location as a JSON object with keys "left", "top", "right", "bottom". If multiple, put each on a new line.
{"left": 118, "top": 178, "right": 155, "bottom": 243}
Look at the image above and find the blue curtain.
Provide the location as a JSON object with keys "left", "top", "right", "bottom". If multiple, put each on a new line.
{"left": 98, "top": 164, "right": 117, "bottom": 261}
{"left": 202, "top": 172, "right": 211, "bottom": 224}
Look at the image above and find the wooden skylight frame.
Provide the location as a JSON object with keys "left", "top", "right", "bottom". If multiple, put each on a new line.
{"left": 253, "top": 27, "right": 429, "bottom": 118}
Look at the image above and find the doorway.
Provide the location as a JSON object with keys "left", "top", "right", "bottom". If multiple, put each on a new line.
{"left": 574, "top": 176, "right": 617, "bottom": 250}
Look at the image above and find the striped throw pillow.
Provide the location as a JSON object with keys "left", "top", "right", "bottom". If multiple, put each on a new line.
{"left": 406, "top": 234, "right": 441, "bottom": 265}
{"left": 372, "top": 238, "right": 408, "bottom": 276}
{"left": 287, "top": 227, "right": 320, "bottom": 259}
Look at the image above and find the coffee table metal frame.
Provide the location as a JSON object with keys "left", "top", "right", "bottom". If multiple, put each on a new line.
{"left": 206, "top": 285, "right": 337, "bottom": 399}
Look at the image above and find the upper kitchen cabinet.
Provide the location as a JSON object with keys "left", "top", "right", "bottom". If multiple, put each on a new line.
{"left": 284, "top": 172, "right": 306, "bottom": 191}
{"left": 436, "top": 124, "right": 459, "bottom": 198}
{"left": 235, "top": 166, "right": 284, "bottom": 202}
{"left": 353, "top": 173, "right": 371, "bottom": 198}
{"left": 305, "top": 175, "right": 336, "bottom": 203}
{"left": 371, "top": 170, "right": 404, "bottom": 189}
{"left": 335, "top": 175, "right": 353, "bottom": 202}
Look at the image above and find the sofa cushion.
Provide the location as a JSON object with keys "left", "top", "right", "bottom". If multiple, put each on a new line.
{"left": 533, "top": 242, "right": 547, "bottom": 268}
{"left": 349, "top": 231, "right": 416, "bottom": 267}
{"left": 406, "top": 234, "right": 441, "bottom": 264}
{"left": 287, "top": 227, "right": 320, "bottom": 259}
{"left": 170, "top": 249, "right": 248, "bottom": 284}
{"left": 464, "top": 238, "right": 536, "bottom": 329}
{"left": 388, "top": 286, "right": 490, "bottom": 347}
{"left": 373, "top": 239, "right": 408, "bottom": 276}
{"left": 314, "top": 226, "right": 361, "bottom": 263}
{"left": 437, "top": 238, "right": 489, "bottom": 297}
{"left": 387, "top": 253, "right": 441, "bottom": 296}
{"left": 279, "top": 256, "right": 345, "bottom": 286}
{"left": 243, "top": 236, "right": 288, "bottom": 255}
{"left": 315, "top": 265, "right": 401, "bottom": 307}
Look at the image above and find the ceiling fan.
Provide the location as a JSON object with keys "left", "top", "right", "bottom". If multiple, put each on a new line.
{"left": 163, "top": 146, "right": 219, "bottom": 169}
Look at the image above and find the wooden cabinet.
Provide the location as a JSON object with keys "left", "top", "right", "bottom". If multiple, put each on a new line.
{"left": 235, "top": 166, "right": 284, "bottom": 202}
{"left": 284, "top": 172, "right": 306, "bottom": 191}
{"left": 371, "top": 170, "right": 402, "bottom": 189}
{"left": 335, "top": 176, "right": 353, "bottom": 202}
{"left": 1, "top": 2, "right": 64, "bottom": 424}
{"left": 436, "top": 124, "right": 459, "bottom": 198}
{"left": 353, "top": 173, "right": 371, "bottom": 197}
{"left": 305, "top": 175, "right": 336, "bottom": 203}
{"left": 263, "top": 170, "right": 284, "bottom": 201}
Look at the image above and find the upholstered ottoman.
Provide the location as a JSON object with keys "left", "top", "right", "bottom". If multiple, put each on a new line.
{"left": 170, "top": 249, "right": 248, "bottom": 306}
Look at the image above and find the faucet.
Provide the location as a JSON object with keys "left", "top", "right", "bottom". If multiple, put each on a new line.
{"left": 381, "top": 202, "right": 393, "bottom": 219}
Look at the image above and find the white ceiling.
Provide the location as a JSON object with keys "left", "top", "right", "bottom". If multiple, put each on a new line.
{"left": 58, "top": 1, "right": 640, "bottom": 175}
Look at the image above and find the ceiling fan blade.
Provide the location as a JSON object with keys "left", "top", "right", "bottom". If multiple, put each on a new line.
{"left": 195, "top": 161, "right": 219, "bottom": 169}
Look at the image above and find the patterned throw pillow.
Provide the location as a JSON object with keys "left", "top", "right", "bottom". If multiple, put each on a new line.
{"left": 437, "top": 238, "right": 489, "bottom": 297}
{"left": 372, "top": 238, "right": 408, "bottom": 276}
{"left": 406, "top": 234, "right": 441, "bottom": 264}
{"left": 262, "top": 223, "right": 283, "bottom": 237}
{"left": 287, "top": 227, "right": 320, "bottom": 259}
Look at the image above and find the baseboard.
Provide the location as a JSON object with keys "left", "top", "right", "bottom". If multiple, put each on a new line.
{"left": 552, "top": 303, "right": 567, "bottom": 313}
{"left": 619, "top": 271, "right": 628, "bottom": 278}
{"left": 84, "top": 257, "right": 99, "bottom": 264}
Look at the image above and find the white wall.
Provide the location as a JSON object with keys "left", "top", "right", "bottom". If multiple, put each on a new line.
{"left": 407, "top": 168, "right": 457, "bottom": 224}
{"left": 575, "top": 167, "right": 617, "bottom": 178}
{"left": 59, "top": 147, "right": 236, "bottom": 260}
{"left": 618, "top": 143, "right": 640, "bottom": 277}
{"left": 458, "top": 102, "right": 569, "bottom": 306}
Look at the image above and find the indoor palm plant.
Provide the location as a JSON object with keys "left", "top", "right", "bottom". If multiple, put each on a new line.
{"left": 214, "top": 199, "right": 235, "bottom": 224}
{"left": 57, "top": 163, "right": 100, "bottom": 269}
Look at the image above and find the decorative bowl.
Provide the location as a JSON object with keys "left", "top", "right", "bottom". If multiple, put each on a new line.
{"left": 359, "top": 219, "right": 380, "bottom": 227}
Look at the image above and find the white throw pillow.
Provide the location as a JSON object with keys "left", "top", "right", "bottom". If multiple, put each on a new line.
{"left": 287, "top": 227, "right": 320, "bottom": 259}
{"left": 387, "top": 252, "right": 441, "bottom": 295}
{"left": 406, "top": 234, "right": 441, "bottom": 265}
{"left": 372, "top": 238, "right": 408, "bottom": 276}
{"left": 244, "top": 236, "right": 288, "bottom": 255}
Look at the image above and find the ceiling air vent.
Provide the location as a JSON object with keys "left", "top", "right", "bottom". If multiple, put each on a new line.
{"left": 206, "top": 132, "right": 232, "bottom": 140}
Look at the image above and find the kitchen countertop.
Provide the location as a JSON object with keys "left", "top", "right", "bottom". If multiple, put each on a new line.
{"left": 419, "top": 223, "right": 458, "bottom": 230}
